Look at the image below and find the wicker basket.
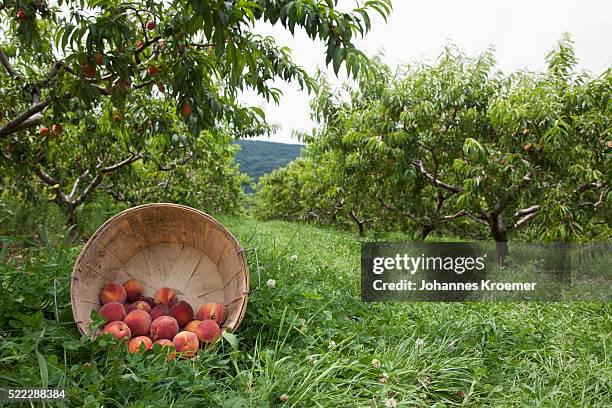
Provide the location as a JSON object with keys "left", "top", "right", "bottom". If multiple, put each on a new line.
{"left": 71, "top": 203, "right": 249, "bottom": 335}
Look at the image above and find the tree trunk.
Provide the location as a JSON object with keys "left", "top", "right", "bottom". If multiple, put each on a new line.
{"left": 489, "top": 214, "right": 509, "bottom": 264}
{"left": 349, "top": 211, "right": 366, "bottom": 237}
{"left": 421, "top": 224, "right": 435, "bottom": 241}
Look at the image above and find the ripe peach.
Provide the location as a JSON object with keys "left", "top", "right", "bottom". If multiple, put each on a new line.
{"left": 195, "top": 319, "right": 221, "bottom": 344}
{"left": 102, "top": 321, "right": 131, "bottom": 340}
{"left": 172, "top": 331, "right": 199, "bottom": 357}
{"left": 157, "top": 83, "right": 165, "bottom": 92}
{"left": 147, "top": 65, "right": 159, "bottom": 76}
{"left": 154, "top": 287, "right": 176, "bottom": 306}
{"left": 141, "top": 296, "right": 155, "bottom": 308}
{"left": 146, "top": 20, "right": 156, "bottom": 30}
{"left": 196, "top": 302, "right": 227, "bottom": 325}
{"left": 170, "top": 300, "right": 194, "bottom": 327}
{"left": 39, "top": 126, "right": 49, "bottom": 136}
{"left": 180, "top": 103, "right": 192, "bottom": 118}
{"left": 51, "top": 123, "right": 63, "bottom": 136}
{"left": 183, "top": 320, "right": 201, "bottom": 333}
{"left": 124, "top": 310, "right": 152, "bottom": 337}
{"left": 126, "top": 300, "right": 152, "bottom": 314}
{"left": 99, "top": 301, "right": 126, "bottom": 324}
{"left": 123, "top": 279, "right": 144, "bottom": 302}
{"left": 128, "top": 336, "right": 153, "bottom": 353}
{"left": 16, "top": 10, "right": 27, "bottom": 21}
{"left": 150, "top": 304, "right": 171, "bottom": 321}
{"left": 100, "top": 282, "right": 127, "bottom": 304}
{"left": 154, "top": 339, "right": 176, "bottom": 361}
{"left": 83, "top": 63, "right": 96, "bottom": 78}
{"left": 150, "top": 316, "right": 179, "bottom": 341}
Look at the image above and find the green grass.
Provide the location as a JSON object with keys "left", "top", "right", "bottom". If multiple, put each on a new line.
{"left": 0, "top": 212, "right": 610, "bottom": 407}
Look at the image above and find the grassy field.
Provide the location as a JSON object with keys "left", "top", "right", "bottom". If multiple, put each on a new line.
{"left": 0, "top": 210, "right": 610, "bottom": 407}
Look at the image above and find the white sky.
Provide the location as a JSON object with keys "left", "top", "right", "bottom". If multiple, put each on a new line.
{"left": 239, "top": 0, "right": 612, "bottom": 144}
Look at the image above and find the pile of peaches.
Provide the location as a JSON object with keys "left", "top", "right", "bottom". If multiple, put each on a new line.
{"left": 96, "top": 278, "right": 227, "bottom": 359}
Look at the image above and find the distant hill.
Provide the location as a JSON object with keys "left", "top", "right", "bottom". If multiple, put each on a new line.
{"left": 233, "top": 140, "right": 303, "bottom": 189}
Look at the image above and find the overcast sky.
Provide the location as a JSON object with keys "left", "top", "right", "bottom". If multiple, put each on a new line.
{"left": 239, "top": 0, "right": 612, "bottom": 144}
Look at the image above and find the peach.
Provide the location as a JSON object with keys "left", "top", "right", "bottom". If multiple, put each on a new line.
{"left": 128, "top": 336, "right": 153, "bottom": 353}
{"left": 154, "top": 339, "right": 176, "bottom": 361}
{"left": 123, "top": 279, "right": 144, "bottom": 302}
{"left": 141, "top": 296, "right": 155, "bottom": 308}
{"left": 126, "top": 300, "right": 152, "bottom": 314}
{"left": 183, "top": 320, "right": 201, "bottom": 333}
{"left": 196, "top": 302, "right": 227, "bottom": 325}
{"left": 124, "top": 310, "right": 152, "bottom": 337}
{"left": 102, "top": 321, "right": 131, "bottom": 340}
{"left": 100, "top": 282, "right": 127, "bottom": 304}
{"left": 154, "top": 287, "right": 176, "bottom": 306}
{"left": 172, "top": 331, "right": 199, "bottom": 358}
{"left": 170, "top": 301, "right": 194, "bottom": 326}
{"left": 195, "top": 320, "right": 221, "bottom": 344}
{"left": 150, "top": 316, "right": 179, "bottom": 341}
{"left": 150, "top": 305, "right": 171, "bottom": 321}
{"left": 99, "top": 301, "right": 126, "bottom": 324}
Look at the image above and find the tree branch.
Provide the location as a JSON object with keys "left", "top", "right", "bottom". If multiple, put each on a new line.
{"left": 515, "top": 205, "right": 540, "bottom": 217}
{"left": 157, "top": 152, "right": 193, "bottom": 171}
{"left": 34, "top": 167, "right": 70, "bottom": 205}
{"left": 0, "top": 98, "right": 51, "bottom": 138}
{"left": 514, "top": 212, "right": 538, "bottom": 229}
{"left": 0, "top": 47, "right": 20, "bottom": 79}
{"left": 412, "top": 160, "right": 461, "bottom": 193}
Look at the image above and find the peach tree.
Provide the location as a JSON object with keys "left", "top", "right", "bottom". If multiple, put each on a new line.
{"left": 0, "top": 0, "right": 391, "bottom": 223}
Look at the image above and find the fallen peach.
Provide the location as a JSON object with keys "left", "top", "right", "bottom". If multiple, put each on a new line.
{"left": 195, "top": 319, "right": 221, "bottom": 344}
{"left": 150, "top": 304, "right": 171, "bottom": 321}
{"left": 183, "top": 320, "right": 201, "bottom": 333}
{"left": 150, "top": 316, "right": 179, "bottom": 341}
{"left": 123, "top": 279, "right": 144, "bottom": 302}
{"left": 128, "top": 336, "right": 153, "bottom": 353}
{"left": 124, "top": 310, "right": 152, "bottom": 337}
{"left": 102, "top": 321, "right": 131, "bottom": 340}
{"left": 100, "top": 282, "right": 127, "bottom": 304}
{"left": 99, "top": 301, "right": 126, "bottom": 324}
{"left": 154, "top": 339, "right": 176, "bottom": 361}
{"left": 154, "top": 287, "right": 176, "bottom": 306}
{"left": 196, "top": 302, "right": 227, "bottom": 325}
{"left": 170, "top": 300, "right": 194, "bottom": 327}
{"left": 172, "top": 331, "right": 199, "bottom": 358}
{"left": 126, "top": 300, "right": 152, "bottom": 314}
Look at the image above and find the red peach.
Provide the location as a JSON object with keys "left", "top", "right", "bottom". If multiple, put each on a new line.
{"left": 195, "top": 319, "right": 221, "bottom": 344}
{"left": 94, "top": 51, "right": 104, "bottom": 65}
{"left": 126, "top": 300, "right": 151, "bottom": 314}
{"left": 150, "top": 316, "right": 179, "bottom": 341}
{"left": 183, "top": 320, "right": 201, "bottom": 333}
{"left": 180, "top": 103, "right": 192, "bottom": 118}
{"left": 123, "top": 279, "right": 144, "bottom": 302}
{"left": 124, "top": 310, "right": 152, "bottom": 337}
{"left": 102, "top": 321, "right": 131, "bottom": 340}
{"left": 170, "top": 300, "right": 194, "bottom": 327}
{"left": 128, "top": 336, "right": 153, "bottom": 353}
{"left": 141, "top": 296, "right": 155, "bottom": 308}
{"left": 99, "top": 301, "right": 126, "bottom": 324}
{"left": 51, "top": 123, "right": 63, "bottom": 136}
{"left": 172, "top": 331, "right": 199, "bottom": 358}
{"left": 154, "top": 339, "right": 176, "bottom": 361}
{"left": 154, "top": 287, "right": 176, "bottom": 306}
{"left": 146, "top": 20, "right": 156, "bottom": 30}
{"left": 100, "top": 282, "right": 127, "bottom": 304}
{"left": 150, "top": 305, "right": 171, "bottom": 321}
{"left": 196, "top": 302, "right": 227, "bottom": 325}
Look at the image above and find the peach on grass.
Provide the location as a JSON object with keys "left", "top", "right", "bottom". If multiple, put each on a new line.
{"left": 124, "top": 310, "right": 152, "bottom": 337}
{"left": 150, "top": 316, "right": 179, "bottom": 341}
{"left": 150, "top": 304, "right": 171, "bottom": 321}
{"left": 172, "top": 331, "right": 199, "bottom": 358}
{"left": 196, "top": 302, "right": 227, "bottom": 325}
{"left": 170, "top": 300, "right": 194, "bottom": 327}
{"left": 126, "top": 300, "right": 152, "bottom": 314}
{"left": 99, "top": 301, "right": 126, "bottom": 324}
{"left": 154, "top": 287, "right": 176, "bottom": 306}
{"left": 102, "top": 321, "right": 131, "bottom": 340}
{"left": 100, "top": 282, "right": 127, "bottom": 304}
{"left": 183, "top": 320, "right": 201, "bottom": 333}
{"left": 153, "top": 339, "right": 176, "bottom": 361}
{"left": 123, "top": 279, "right": 144, "bottom": 302}
{"left": 128, "top": 336, "right": 153, "bottom": 353}
{"left": 196, "top": 319, "right": 221, "bottom": 344}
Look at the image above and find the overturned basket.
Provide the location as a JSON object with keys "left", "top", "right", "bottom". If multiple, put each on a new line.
{"left": 71, "top": 203, "right": 249, "bottom": 334}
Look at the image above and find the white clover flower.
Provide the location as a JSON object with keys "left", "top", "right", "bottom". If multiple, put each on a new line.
{"left": 279, "top": 394, "right": 289, "bottom": 402}
{"left": 328, "top": 340, "right": 337, "bottom": 350}
{"left": 448, "top": 341, "right": 457, "bottom": 351}
{"left": 371, "top": 358, "right": 381, "bottom": 368}
{"left": 306, "top": 354, "right": 318, "bottom": 364}
{"left": 385, "top": 397, "right": 397, "bottom": 408}
{"left": 289, "top": 254, "right": 298, "bottom": 261}
{"left": 415, "top": 338, "right": 425, "bottom": 347}
{"left": 379, "top": 372, "right": 389, "bottom": 384}
{"left": 266, "top": 279, "right": 276, "bottom": 289}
